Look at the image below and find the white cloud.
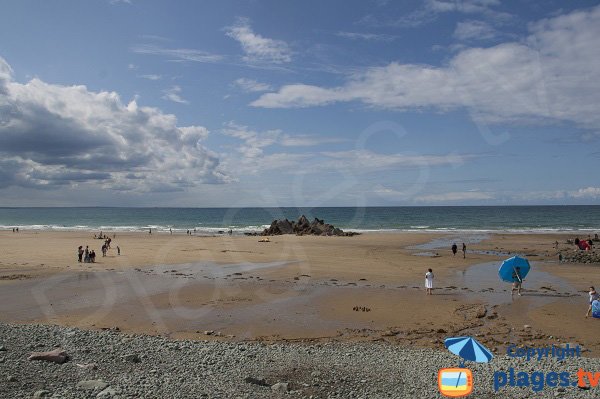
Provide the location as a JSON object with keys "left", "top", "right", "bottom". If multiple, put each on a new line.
{"left": 279, "top": 135, "right": 346, "bottom": 147}
{"left": 138, "top": 74, "right": 162, "bottom": 81}
{"left": 219, "top": 122, "right": 462, "bottom": 177}
{"left": 131, "top": 44, "right": 223, "bottom": 63}
{"left": 0, "top": 56, "right": 228, "bottom": 191}
{"left": 336, "top": 31, "right": 399, "bottom": 42}
{"left": 415, "top": 191, "right": 495, "bottom": 202}
{"left": 428, "top": 0, "right": 501, "bottom": 14}
{"left": 225, "top": 18, "right": 292, "bottom": 64}
{"left": 233, "top": 78, "right": 272, "bottom": 92}
{"left": 318, "top": 150, "right": 468, "bottom": 172}
{"left": 253, "top": 5, "right": 600, "bottom": 131}
{"left": 162, "top": 85, "right": 188, "bottom": 104}
{"left": 453, "top": 20, "right": 498, "bottom": 41}
{"left": 361, "top": 0, "right": 509, "bottom": 29}
{"left": 570, "top": 187, "right": 600, "bottom": 199}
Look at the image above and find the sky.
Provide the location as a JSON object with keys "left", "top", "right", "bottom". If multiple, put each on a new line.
{"left": 1, "top": 0, "right": 599, "bottom": 207}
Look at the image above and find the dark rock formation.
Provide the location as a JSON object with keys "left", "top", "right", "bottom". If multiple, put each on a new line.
{"left": 558, "top": 249, "right": 600, "bottom": 264}
{"left": 261, "top": 215, "right": 359, "bottom": 236}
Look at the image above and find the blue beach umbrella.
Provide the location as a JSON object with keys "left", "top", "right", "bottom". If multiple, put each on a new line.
{"left": 445, "top": 336, "right": 494, "bottom": 364}
{"left": 498, "top": 256, "right": 530, "bottom": 283}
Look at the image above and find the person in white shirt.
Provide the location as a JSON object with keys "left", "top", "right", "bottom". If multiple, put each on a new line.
{"left": 586, "top": 286, "right": 598, "bottom": 318}
{"left": 425, "top": 268, "right": 434, "bottom": 295}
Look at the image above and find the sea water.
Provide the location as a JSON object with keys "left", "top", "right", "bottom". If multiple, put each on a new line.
{"left": 0, "top": 206, "right": 599, "bottom": 234}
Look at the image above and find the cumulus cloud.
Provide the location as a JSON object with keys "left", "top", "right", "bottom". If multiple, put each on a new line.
{"left": 0, "top": 56, "right": 228, "bottom": 191}
{"left": 225, "top": 18, "right": 292, "bottom": 64}
{"left": 253, "top": 5, "right": 600, "bottom": 131}
{"left": 233, "top": 78, "right": 272, "bottom": 92}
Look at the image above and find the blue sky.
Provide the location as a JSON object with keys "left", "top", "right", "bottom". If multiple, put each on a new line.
{"left": 0, "top": 0, "right": 599, "bottom": 206}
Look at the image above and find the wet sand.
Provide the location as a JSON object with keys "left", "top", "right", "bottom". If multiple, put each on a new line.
{"left": 0, "top": 230, "right": 598, "bottom": 356}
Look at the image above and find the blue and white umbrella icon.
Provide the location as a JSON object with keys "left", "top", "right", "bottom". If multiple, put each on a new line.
{"left": 445, "top": 336, "right": 493, "bottom": 366}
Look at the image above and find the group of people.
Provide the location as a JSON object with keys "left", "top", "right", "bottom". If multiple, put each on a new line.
{"left": 451, "top": 242, "right": 467, "bottom": 258}
{"left": 11, "top": 227, "right": 19, "bottom": 233}
{"left": 424, "top": 246, "right": 597, "bottom": 318}
{"left": 77, "top": 245, "right": 96, "bottom": 263}
{"left": 77, "top": 239, "right": 120, "bottom": 263}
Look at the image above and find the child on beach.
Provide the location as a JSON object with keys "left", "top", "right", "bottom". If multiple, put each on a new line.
{"left": 425, "top": 268, "right": 434, "bottom": 295}
{"left": 586, "top": 286, "right": 599, "bottom": 318}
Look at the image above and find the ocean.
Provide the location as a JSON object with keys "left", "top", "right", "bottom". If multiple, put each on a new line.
{"left": 0, "top": 206, "right": 599, "bottom": 234}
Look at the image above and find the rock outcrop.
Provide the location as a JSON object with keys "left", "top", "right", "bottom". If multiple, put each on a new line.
{"left": 261, "top": 215, "right": 359, "bottom": 236}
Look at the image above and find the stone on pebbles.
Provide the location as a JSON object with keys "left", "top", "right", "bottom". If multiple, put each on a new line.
{"left": 121, "top": 353, "right": 141, "bottom": 363}
{"left": 32, "top": 390, "right": 52, "bottom": 398}
{"left": 271, "top": 382, "right": 289, "bottom": 393}
{"left": 28, "top": 348, "right": 68, "bottom": 364}
{"left": 77, "top": 380, "right": 109, "bottom": 391}
{"left": 97, "top": 386, "right": 118, "bottom": 398}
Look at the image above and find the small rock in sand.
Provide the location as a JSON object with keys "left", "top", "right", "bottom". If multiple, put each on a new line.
{"left": 271, "top": 382, "right": 289, "bottom": 393}
{"left": 28, "top": 348, "right": 68, "bottom": 364}
{"left": 97, "top": 386, "right": 118, "bottom": 398}
{"left": 76, "top": 363, "right": 98, "bottom": 370}
{"left": 121, "top": 353, "right": 141, "bottom": 363}
{"left": 77, "top": 380, "right": 109, "bottom": 391}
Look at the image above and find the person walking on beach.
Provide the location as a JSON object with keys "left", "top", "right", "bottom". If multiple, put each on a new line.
{"left": 425, "top": 268, "right": 434, "bottom": 295}
{"left": 511, "top": 267, "right": 522, "bottom": 297}
{"left": 77, "top": 246, "right": 83, "bottom": 263}
{"left": 586, "top": 286, "right": 599, "bottom": 318}
{"left": 117, "top": 246, "right": 121, "bottom": 255}
{"left": 462, "top": 243, "right": 466, "bottom": 259}
{"left": 451, "top": 243, "right": 458, "bottom": 256}
{"left": 84, "top": 246, "right": 90, "bottom": 263}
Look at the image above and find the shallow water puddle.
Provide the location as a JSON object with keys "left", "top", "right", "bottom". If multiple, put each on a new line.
{"left": 447, "top": 261, "right": 577, "bottom": 307}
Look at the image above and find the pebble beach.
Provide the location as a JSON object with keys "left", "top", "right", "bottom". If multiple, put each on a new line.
{"left": 2, "top": 322, "right": 600, "bottom": 399}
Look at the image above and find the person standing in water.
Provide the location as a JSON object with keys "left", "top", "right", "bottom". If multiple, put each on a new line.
{"left": 425, "top": 268, "right": 434, "bottom": 295}
{"left": 511, "top": 267, "right": 522, "bottom": 296}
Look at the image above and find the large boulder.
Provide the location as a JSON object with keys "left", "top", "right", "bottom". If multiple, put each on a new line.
{"left": 261, "top": 216, "right": 359, "bottom": 237}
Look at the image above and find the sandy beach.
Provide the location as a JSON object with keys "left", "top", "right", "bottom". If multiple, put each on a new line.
{"left": 0, "top": 230, "right": 598, "bottom": 359}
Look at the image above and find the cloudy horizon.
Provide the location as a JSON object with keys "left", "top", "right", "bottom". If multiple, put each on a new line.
{"left": 1, "top": 1, "right": 599, "bottom": 207}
